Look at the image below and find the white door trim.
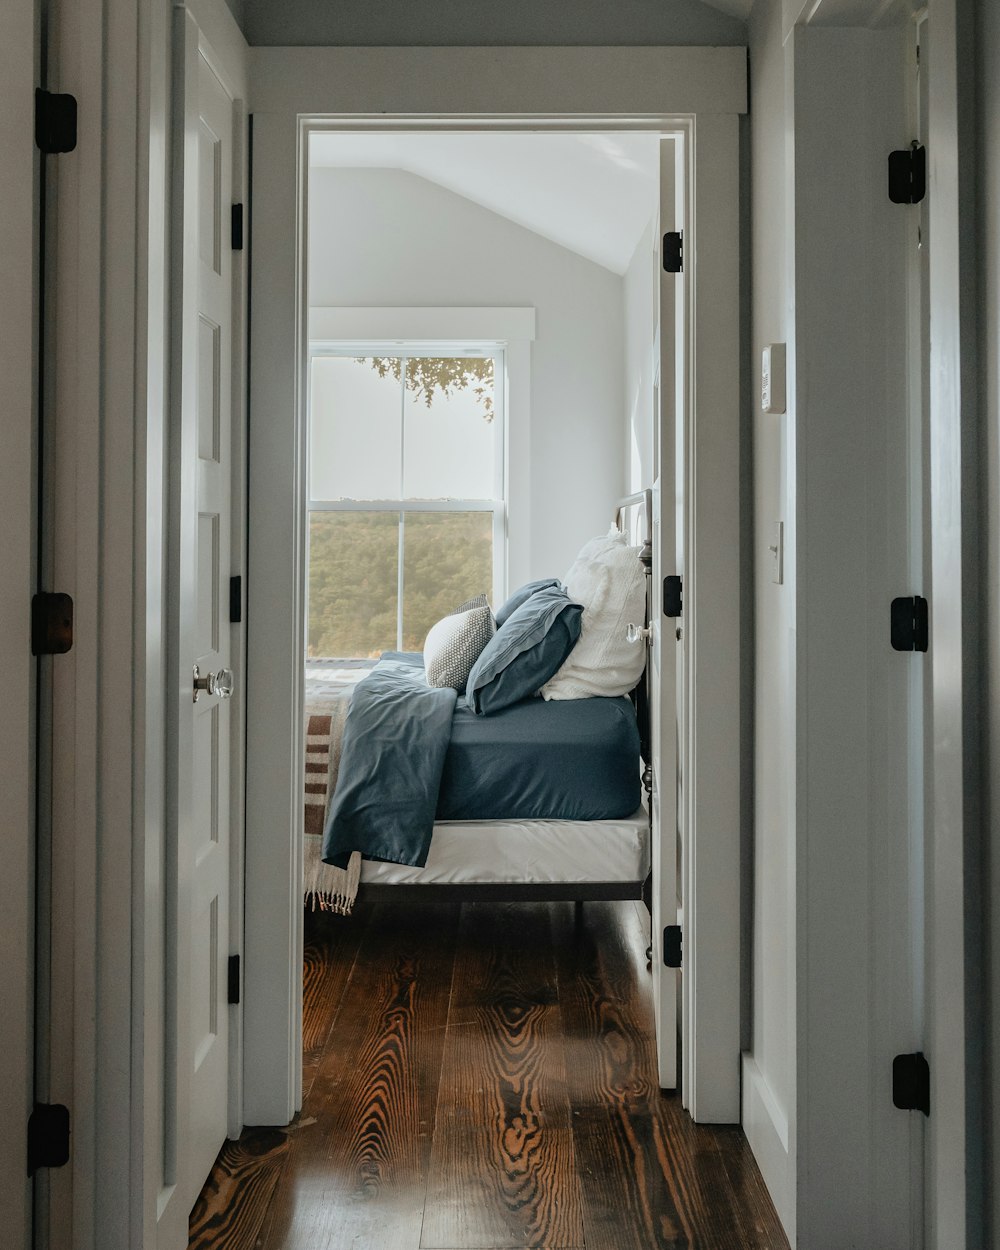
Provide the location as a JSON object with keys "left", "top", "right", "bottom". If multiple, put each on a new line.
{"left": 35, "top": 0, "right": 247, "bottom": 1246}
{"left": 246, "top": 47, "right": 747, "bottom": 1127}
{"left": 683, "top": 110, "right": 743, "bottom": 1122}
{"left": 42, "top": 0, "right": 148, "bottom": 1241}
{"left": 247, "top": 45, "right": 747, "bottom": 119}
{"left": 0, "top": 1, "right": 39, "bottom": 1244}
{"left": 651, "top": 133, "right": 682, "bottom": 1094}
{"left": 924, "top": 0, "right": 983, "bottom": 1242}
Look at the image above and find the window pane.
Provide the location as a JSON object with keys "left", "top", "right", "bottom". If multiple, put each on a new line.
{"left": 308, "top": 511, "right": 399, "bottom": 658}
{"left": 401, "top": 511, "right": 494, "bottom": 651}
{"left": 402, "top": 357, "right": 496, "bottom": 500}
{"left": 309, "top": 356, "right": 401, "bottom": 501}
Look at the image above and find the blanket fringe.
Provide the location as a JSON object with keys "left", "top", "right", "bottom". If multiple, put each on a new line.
{"left": 304, "top": 837, "right": 360, "bottom": 916}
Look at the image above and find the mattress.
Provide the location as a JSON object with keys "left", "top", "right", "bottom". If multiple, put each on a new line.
{"left": 360, "top": 806, "right": 650, "bottom": 886}
{"left": 436, "top": 693, "right": 641, "bottom": 822}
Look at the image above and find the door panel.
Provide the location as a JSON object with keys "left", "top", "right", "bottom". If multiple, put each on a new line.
{"left": 159, "top": 13, "right": 236, "bottom": 1244}
{"left": 187, "top": 39, "right": 234, "bottom": 1200}
{"left": 650, "top": 135, "right": 683, "bottom": 1091}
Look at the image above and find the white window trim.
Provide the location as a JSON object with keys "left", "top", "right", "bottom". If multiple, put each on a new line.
{"left": 309, "top": 306, "right": 535, "bottom": 342}
{"left": 308, "top": 308, "right": 536, "bottom": 595}
{"left": 307, "top": 339, "right": 507, "bottom": 651}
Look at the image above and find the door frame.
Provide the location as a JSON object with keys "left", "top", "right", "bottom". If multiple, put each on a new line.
{"left": 0, "top": 0, "right": 39, "bottom": 1244}
{"left": 39, "top": 0, "right": 152, "bottom": 1241}
{"left": 923, "top": 0, "right": 983, "bottom": 1242}
{"left": 245, "top": 45, "right": 746, "bottom": 1126}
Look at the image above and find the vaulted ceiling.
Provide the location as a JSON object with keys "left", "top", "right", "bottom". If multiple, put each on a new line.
{"left": 309, "top": 132, "right": 661, "bottom": 275}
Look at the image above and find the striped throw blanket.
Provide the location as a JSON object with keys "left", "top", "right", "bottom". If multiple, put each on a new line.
{"left": 303, "top": 665, "right": 370, "bottom": 913}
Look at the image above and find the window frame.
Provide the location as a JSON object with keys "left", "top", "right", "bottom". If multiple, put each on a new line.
{"left": 306, "top": 341, "right": 507, "bottom": 654}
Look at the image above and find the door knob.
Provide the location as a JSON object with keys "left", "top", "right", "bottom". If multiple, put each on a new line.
{"left": 193, "top": 664, "right": 235, "bottom": 703}
{"left": 626, "top": 622, "right": 651, "bottom": 645}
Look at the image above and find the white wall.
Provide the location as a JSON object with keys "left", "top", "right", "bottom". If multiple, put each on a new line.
{"left": 978, "top": 0, "right": 1000, "bottom": 1232}
{"left": 624, "top": 218, "right": 656, "bottom": 493}
{"left": 744, "top": 0, "right": 796, "bottom": 1235}
{"left": 243, "top": 0, "right": 746, "bottom": 48}
{"left": 307, "top": 167, "right": 626, "bottom": 584}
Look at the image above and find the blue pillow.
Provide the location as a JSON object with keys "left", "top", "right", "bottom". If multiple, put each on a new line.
{"left": 466, "top": 584, "right": 583, "bottom": 715}
{"left": 494, "top": 577, "right": 560, "bottom": 627}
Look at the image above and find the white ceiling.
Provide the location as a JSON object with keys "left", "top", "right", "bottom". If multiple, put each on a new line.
{"left": 309, "top": 131, "right": 660, "bottom": 275}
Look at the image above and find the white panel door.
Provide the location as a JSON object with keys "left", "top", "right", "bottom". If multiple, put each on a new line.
{"left": 188, "top": 39, "right": 235, "bottom": 1188}
{"left": 650, "top": 135, "right": 684, "bottom": 1090}
{"left": 161, "top": 11, "right": 236, "bottom": 1244}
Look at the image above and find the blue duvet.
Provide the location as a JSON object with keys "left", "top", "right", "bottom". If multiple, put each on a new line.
{"left": 322, "top": 656, "right": 455, "bottom": 869}
{"left": 323, "top": 653, "right": 641, "bottom": 869}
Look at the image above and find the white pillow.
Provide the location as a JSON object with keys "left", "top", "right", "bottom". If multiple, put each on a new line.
{"left": 423, "top": 604, "right": 495, "bottom": 691}
{"left": 541, "top": 525, "right": 646, "bottom": 700}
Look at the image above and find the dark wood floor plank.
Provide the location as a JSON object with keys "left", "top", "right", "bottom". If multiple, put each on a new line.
{"left": 190, "top": 897, "right": 787, "bottom": 1250}
{"left": 557, "top": 899, "right": 662, "bottom": 1113}
{"left": 257, "top": 901, "right": 460, "bottom": 1250}
{"left": 421, "top": 903, "right": 584, "bottom": 1250}
{"left": 553, "top": 900, "right": 788, "bottom": 1250}
{"left": 715, "top": 1128, "right": 794, "bottom": 1249}
{"left": 552, "top": 900, "right": 694, "bottom": 1249}
{"left": 301, "top": 902, "right": 372, "bottom": 1095}
{"left": 188, "top": 1127, "right": 289, "bottom": 1250}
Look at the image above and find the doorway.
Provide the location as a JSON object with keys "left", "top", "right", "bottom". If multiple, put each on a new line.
{"left": 244, "top": 90, "right": 742, "bottom": 1137}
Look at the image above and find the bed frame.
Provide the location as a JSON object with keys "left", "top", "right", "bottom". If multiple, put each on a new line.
{"left": 361, "top": 491, "right": 655, "bottom": 907}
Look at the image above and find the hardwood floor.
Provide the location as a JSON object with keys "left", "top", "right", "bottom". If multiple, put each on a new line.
{"left": 189, "top": 900, "right": 788, "bottom": 1250}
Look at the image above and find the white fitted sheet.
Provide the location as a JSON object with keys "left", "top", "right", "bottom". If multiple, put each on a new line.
{"left": 359, "top": 806, "right": 649, "bottom": 886}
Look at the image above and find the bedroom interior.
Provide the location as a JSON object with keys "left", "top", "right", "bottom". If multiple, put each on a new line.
{"left": 300, "top": 131, "right": 659, "bottom": 916}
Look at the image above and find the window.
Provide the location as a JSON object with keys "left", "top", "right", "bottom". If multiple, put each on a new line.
{"left": 307, "top": 346, "right": 505, "bottom": 658}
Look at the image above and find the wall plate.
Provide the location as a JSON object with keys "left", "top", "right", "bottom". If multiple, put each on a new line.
{"left": 769, "top": 521, "right": 784, "bottom": 585}
{"left": 762, "top": 343, "right": 786, "bottom": 414}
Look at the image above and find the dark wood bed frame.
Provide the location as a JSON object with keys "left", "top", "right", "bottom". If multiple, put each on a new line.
{"left": 358, "top": 491, "right": 655, "bottom": 911}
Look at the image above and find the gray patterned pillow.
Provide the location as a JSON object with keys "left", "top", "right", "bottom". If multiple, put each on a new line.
{"left": 423, "top": 604, "right": 496, "bottom": 691}
{"left": 453, "top": 592, "right": 489, "bottom": 613}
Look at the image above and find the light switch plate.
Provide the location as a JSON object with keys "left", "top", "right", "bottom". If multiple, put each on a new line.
{"left": 769, "top": 521, "right": 784, "bottom": 585}
{"left": 762, "top": 343, "right": 787, "bottom": 414}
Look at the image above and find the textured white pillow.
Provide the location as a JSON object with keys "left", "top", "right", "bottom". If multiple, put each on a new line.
{"left": 541, "top": 526, "right": 647, "bottom": 700}
{"left": 423, "top": 604, "right": 495, "bottom": 691}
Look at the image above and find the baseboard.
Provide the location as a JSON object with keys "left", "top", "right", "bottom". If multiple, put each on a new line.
{"left": 742, "top": 1052, "right": 795, "bottom": 1245}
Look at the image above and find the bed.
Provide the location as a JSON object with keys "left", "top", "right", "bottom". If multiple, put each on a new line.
{"left": 303, "top": 490, "right": 653, "bottom": 911}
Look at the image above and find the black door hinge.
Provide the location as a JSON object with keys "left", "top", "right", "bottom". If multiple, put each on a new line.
{"left": 27, "top": 1103, "right": 70, "bottom": 1176}
{"left": 35, "top": 89, "right": 78, "bottom": 154}
{"left": 31, "top": 592, "right": 74, "bottom": 656}
{"left": 228, "top": 954, "right": 241, "bottom": 1005}
{"left": 888, "top": 142, "right": 926, "bottom": 204}
{"left": 892, "top": 1052, "right": 930, "bottom": 1115}
{"left": 890, "top": 595, "right": 928, "bottom": 652}
{"left": 663, "top": 575, "right": 683, "bottom": 619}
{"left": 663, "top": 925, "right": 682, "bottom": 968}
{"left": 231, "top": 203, "right": 244, "bottom": 250}
{"left": 229, "top": 575, "right": 243, "bottom": 624}
{"left": 663, "top": 230, "right": 683, "bottom": 273}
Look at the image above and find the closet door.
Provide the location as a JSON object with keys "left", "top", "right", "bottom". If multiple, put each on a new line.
{"left": 649, "top": 135, "right": 685, "bottom": 1090}
{"left": 160, "top": 9, "right": 242, "bottom": 1243}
